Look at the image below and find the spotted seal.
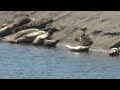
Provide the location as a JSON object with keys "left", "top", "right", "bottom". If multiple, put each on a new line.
{"left": 15, "top": 30, "right": 47, "bottom": 43}
{"left": 32, "top": 30, "right": 53, "bottom": 45}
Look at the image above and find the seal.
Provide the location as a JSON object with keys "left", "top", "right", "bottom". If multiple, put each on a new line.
{"left": 79, "top": 36, "right": 93, "bottom": 46}
{"left": 12, "top": 18, "right": 53, "bottom": 33}
{"left": 32, "top": 30, "right": 53, "bottom": 45}
{"left": 15, "top": 30, "right": 47, "bottom": 43}
{"left": 109, "top": 48, "right": 119, "bottom": 56}
{"left": 44, "top": 39, "right": 60, "bottom": 47}
{"left": 66, "top": 45, "right": 89, "bottom": 52}
{"left": 0, "top": 16, "right": 31, "bottom": 37}
{"left": 73, "top": 30, "right": 85, "bottom": 41}
{"left": 3, "top": 28, "right": 40, "bottom": 40}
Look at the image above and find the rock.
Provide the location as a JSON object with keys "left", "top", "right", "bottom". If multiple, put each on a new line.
{"left": 80, "top": 36, "right": 93, "bottom": 46}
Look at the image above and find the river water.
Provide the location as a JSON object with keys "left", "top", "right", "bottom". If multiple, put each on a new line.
{"left": 0, "top": 42, "right": 120, "bottom": 79}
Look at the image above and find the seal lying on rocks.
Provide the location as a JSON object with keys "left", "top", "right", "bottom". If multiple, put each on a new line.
{"left": 1, "top": 28, "right": 40, "bottom": 43}
{"left": 0, "top": 16, "right": 31, "bottom": 37}
{"left": 73, "top": 30, "right": 85, "bottom": 41}
{"left": 12, "top": 18, "right": 53, "bottom": 33}
{"left": 66, "top": 45, "right": 89, "bottom": 52}
{"left": 15, "top": 30, "right": 47, "bottom": 43}
{"left": 80, "top": 36, "right": 93, "bottom": 46}
{"left": 32, "top": 30, "right": 53, "bottom": 45}
{"left": 44, "top": 39, "right": 60, "bottom": 47}
{"left": 3, "top": 28, "right": 40, "bottom": 40}
{"left": 109, "top": 48, "right": 120, "bottom": 56}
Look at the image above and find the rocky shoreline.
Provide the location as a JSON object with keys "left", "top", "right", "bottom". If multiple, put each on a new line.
{"left": 0, "top": 11, "right": 120, "bottom": 56}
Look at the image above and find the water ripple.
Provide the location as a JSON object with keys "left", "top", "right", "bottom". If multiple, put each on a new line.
{"left": 0, "top": 43, "right": 120, "bottom": 79}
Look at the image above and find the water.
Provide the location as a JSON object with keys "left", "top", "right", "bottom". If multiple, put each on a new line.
{"left": 0, "top": 42, "right": 120, "bottom": 79}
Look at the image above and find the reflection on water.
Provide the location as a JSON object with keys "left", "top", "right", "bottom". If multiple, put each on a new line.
{"left": 0, "top": 42, "right": 120, "bottom": 79}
